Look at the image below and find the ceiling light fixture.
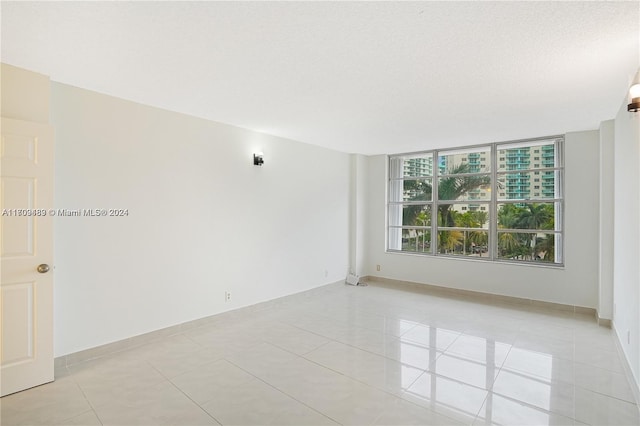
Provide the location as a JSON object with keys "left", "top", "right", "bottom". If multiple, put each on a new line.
{"left": 628, "top": 83, "right": 640, "bottom": 112}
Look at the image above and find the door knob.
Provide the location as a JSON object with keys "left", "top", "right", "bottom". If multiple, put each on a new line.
{"left": 37, "top": 264, "right": 50, "bottom": 273}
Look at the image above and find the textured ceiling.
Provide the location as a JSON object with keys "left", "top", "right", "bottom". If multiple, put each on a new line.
{"left": 2, "top": 1, "right": 639, "bottom": 155}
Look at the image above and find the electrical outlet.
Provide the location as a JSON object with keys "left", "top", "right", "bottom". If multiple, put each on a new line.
{"left": 376, "top": 264, "right": 381, "bottom": 271}
{"left": 324, "top": 269, "right": 328, "bottom": 278}
{"left": 225, "top": 291, "right": 231, "bottom": 302}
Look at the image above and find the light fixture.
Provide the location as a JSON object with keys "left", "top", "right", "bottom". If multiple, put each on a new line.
{"left": 628, "top": 83, "right": 640, "bottom": 112}
{"left": 253, "top": 152, "right": 264, "bottom": 166}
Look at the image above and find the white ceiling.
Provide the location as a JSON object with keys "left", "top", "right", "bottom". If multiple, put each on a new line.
{"left": 2, "top": 1, "right": 639, "bottom": 155}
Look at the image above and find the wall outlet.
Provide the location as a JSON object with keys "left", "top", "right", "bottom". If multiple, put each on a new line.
{"left": 225, "top": 291, "right": 231, "bottom": 302}
{"left": 324, "top": 269, "right": 328, "bottom": 278}
{"left": 376, "top": 264, "right": 381, "bottom": 271}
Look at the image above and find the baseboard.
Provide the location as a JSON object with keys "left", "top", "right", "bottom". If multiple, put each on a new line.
{"left": 55, "top": 280, "right": 344, "bottom": 372}
{"left": 612, "top": 322, "right": 640, "bottom": 406}
{"left": 360, "top": 275, "right": 598, "bottom": 317}
{"left": 597, "top": 315, "right": 612, "bottom": 328}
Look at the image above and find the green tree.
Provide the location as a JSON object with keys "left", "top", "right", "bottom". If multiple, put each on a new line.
{"left": 437, "top": 164, "right": 490, "bottom": 227}
{"left": 401, "top": 180, "right": 432, "bottom": 230}
{"left": 535, "top": 234, "right": 555, "bottom": 261}
{"left": 401, "top": 163, "right": 489, "bottom": 255}
{"left": 455, "top": 211, "right": 479, "bottom": 255}
{"left": 515, "top": 204, "right": 554, "bottom": 259}
{"left": 516, "top": 203, "right": 553, "bottom": 230}
{"left": 497, "top": 204, "right": 524, "bottom": 259}
{"left": 415, "top": 210, "right": 430, "bottom": 252}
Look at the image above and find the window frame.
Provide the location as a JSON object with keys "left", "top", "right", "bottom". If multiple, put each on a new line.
{"left": 387, "top": 136, "right": 564, "bottom": 266}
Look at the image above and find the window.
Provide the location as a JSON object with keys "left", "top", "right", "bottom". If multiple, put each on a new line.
{"left": 388, "top": 137, "right": 564, "bottom": 265}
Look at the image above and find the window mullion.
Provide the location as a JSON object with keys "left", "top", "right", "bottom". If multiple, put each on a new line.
{"left": 431, "top": 151, "right": 438, "bottom": 255}
{"left": 490, "top": 143, "right": 498, "bottom": 261}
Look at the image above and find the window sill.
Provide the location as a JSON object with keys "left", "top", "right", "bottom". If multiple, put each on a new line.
{"left": 385, "top": 249, "right": 565, "bottom": 269}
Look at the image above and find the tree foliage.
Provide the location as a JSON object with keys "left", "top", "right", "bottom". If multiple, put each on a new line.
{"left": 399, "top": 163, "right": 556, "bottom": 262}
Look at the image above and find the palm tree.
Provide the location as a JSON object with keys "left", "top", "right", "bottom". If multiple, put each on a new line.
{"left": 401, "top": 163, "right": 489, "bottom": 254}
{"left": 471, "top": 210, "right": 488, "bottom": 228}
{"left": 402, "top": 179, "right": 432, "bottom": 229}
{"left": 437, "top": 164, "right": 490, "bottom": 227}
{"left": 438, "top": 230, "right": 464, "bottom": 253}
{"left": 535, "top": 234, "right": 555, "bottom": 261}
{"left": 415, "top": 210, "right": 430, "bottom": 252}
{"left": 497, "top": 204, "right": 524, "bottom": 258}
{"left": 516, "top": 204, "right": 553, "bottom": 230}
{"left": 498, "top": 232, "right": 520, "bottom": 258}
{"left": 516, "top": 204, "right": 553, "bottom": 259}
{"left": 455, "top": 211, "right": 479, "bottom": 255}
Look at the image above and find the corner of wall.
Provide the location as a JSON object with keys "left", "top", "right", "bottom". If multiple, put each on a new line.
{"left": 1, "top": 63, "right": 50, "bottom": 123}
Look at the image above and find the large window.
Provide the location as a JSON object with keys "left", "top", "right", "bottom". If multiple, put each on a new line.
{"left": 388, "top": 137, "right": 563, "bottom": 265}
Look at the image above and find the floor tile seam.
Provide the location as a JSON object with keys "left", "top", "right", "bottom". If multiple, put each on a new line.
{"left": 443, "top": 342, "right": 513, "bottom": 368}
{"left": 305, "top": 311, "right": 411, "bottom": 342}
{"left": 55, "top": 409, "right": 104, "bottom": 426}
{"left": 402, "top": 370, "right": 430, "bottom": 399}
{"left": 515, "top": 329, "right": 577, "bottom": 344}
{"left": 474, "top": 392, "right": 579, "bottom": 424}
{"left": 299, "top": 349, "right": 394, "bottom": 385}
{"left": 435, "top": 350, "right": 507, "bottom": 373}
{"left": 64, "top": 332, "right": 194, "bottom": 371}
{"left": 510, "top": 344, "right": 575, "bottom": 363}
{"left": 181, "top": 331, "right": 210, "bottom": 349}
{"left": 221, "top": 357, "right": 342, "bottom": 426}
{"left": 298, "top": 339, "right": 335, "bottom": 357}
{"left": 370, "top": 390, "right": 466, "bottom": 426}
{"left": 415, "top": 367, "right": 498, "bottom": 394}
{"left": 482, "top": 389, "right": 579, "bottom": 422}
{"left": 348, "top": 319, "right": 421, "bottom": 339}
{"left": 571, "top": 357, "right": 626, "bottom": 376}
{"left": 72, "top": 359, "right": 169, "bottom": 410}
{"left": 282, "top": 321, "right": 349, "bottom": 345}
{"left": 65, "top": 374, "right": 104, "bottom": 425}
{"left": 306, "top": 336, "right": 450, "bottom": 377}
{"left": 503, "top": 349, "right": 628, "bottom": 375}
{"left": 498, "top": 363, "right": 638, "bottom": 406}
{"left": 398, "top": 390, "right": 482, "bottom": 425}
{"left": 303, "top": 348, "right": 429, "bottom": 384}
{"left": 148, "top": 362, "right": 223, "bottom": 426}
{"left": 320, "top": 337, "right": 409, "bottom": 366}
{"left": 471, "top": 387, "right": 491, "bottom": 425}
{"left": 398, "top": 335, "right": 462, "bottom": 355}
{"left": 293, "top": 345, "right": 436, "bottom": 403}
{"left": 495, "top": 364, "right": 574, "bottom": 389}
{"left": 572, "top": 385, "right": 640, "bottom": 406}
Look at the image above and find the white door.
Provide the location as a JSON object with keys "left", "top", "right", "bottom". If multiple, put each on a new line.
{"left": 0, "top": 117, "right": 54, "bottom": 397}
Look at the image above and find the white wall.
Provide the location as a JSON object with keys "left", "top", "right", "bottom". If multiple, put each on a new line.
{"left": 348, "top": 154, "right": 368, "bottom": 277}
{"left": 1, "top": 63, "right": 50, "bottom": 123}
{"left": 362, "top": 130, "right": 600, "bottom": 308}
{"left": 613, "top": 85, "right": 640, "bottom": 388}
{"left": 51, "top": 83, "right": 350, "bottom": 356}
{"left": 599, "top": 120, "right": 615, "bottom": 320}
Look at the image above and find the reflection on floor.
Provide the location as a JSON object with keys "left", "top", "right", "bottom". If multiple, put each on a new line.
{"left": 2, "top": 281, "right": 639, "bottom": 425}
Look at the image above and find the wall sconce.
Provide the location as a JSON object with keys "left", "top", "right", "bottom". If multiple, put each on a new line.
{"left": 628, "top": 83, "right": 640, "bottom": 112}
{"left": 253, "top": 152, "right": 264, "bottom": 166}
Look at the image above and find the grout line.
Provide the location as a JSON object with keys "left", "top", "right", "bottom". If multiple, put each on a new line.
{"left": 66, "top": 374, "right": 104, "bottom": 426}
{"left": 149, "top": 362, "right": 224, "bottom": 426}
{"left": 222, "top": 357, "right": 342, "bottom": 426}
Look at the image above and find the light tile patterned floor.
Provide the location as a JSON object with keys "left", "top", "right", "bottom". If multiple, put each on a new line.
{"left": 2, "top": 282, "right": 639, "bottom": 425}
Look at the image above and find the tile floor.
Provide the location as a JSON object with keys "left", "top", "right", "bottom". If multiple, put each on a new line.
{"left": 2, "top": 282, "right": 639, "bottom": 425}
